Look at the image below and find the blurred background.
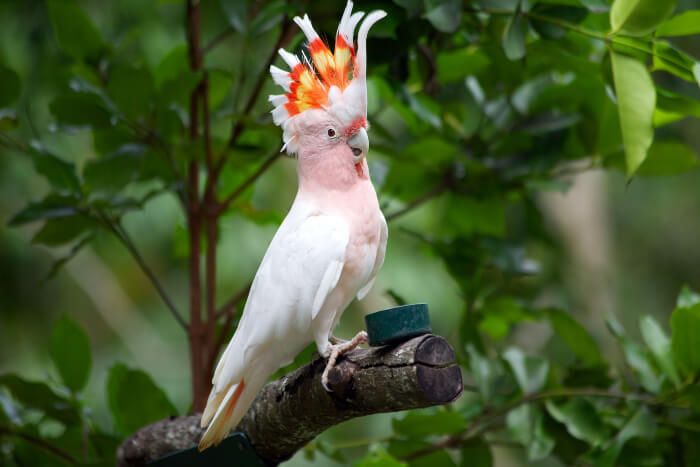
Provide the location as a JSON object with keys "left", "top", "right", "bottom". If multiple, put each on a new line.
{"left": 1, "top": 0, "right": 699, "bottom": 465}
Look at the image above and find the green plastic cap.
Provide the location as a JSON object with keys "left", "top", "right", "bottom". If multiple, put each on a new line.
{"left": 365, "top": 303, "right": 431, "bottom": 346}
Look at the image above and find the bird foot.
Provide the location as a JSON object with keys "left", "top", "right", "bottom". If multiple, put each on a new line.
{"left": 321, "top": 331, "right": 368, "bottom": 392}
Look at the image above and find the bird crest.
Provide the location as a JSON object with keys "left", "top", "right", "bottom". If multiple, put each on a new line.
{"left": 269, "top": 1, "right": 386, "bottom": 154}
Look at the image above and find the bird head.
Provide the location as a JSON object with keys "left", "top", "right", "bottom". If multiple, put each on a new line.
{"left": 268, "top": 1, "right": 385, "bottom": 168}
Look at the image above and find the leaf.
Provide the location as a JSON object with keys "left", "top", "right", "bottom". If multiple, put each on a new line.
{"left": 503, "top": 347, "right": 549, "bottom": 395}
{"left": 656, "top": 10, "right": 700, "bottom": 36}
{"left": 208, "top": 69, "right": 234, "bottom": 110}
{"left": 636, "top": 141, "right": 697, "bottom": 176}
{"left": 593, "top": 406, "right": 656, "bottom": 467}
{"left": 459, "top": 438, "right": 492, "bottom": 467}
{"left": 43, "top": 234, "right": 94, "bottom": 282}
{"left": 107, "top": 65, "right": 155, "bottom": 118}
{"left": 8, "top": 194, "right": 80, "bottom": 226}
{"left": 530, "top": 5, "right": 588, "bottom": 39}
{"left": 651, "top": 40, "right": 697, "bottom": 82}
{"left": 424, "top": 0, "right": 462, "bottom": 33}
{"left": 478, "top": 297, "right": 532, "bottom": 340}
{"left": 670, "top": 303, "right": 700, "bottom": 377}
{"left": 610, "top": 52, "right": 655, "bottom": 177}
{"left": 543, "top": 308, "right": 604, "bottom": 366}
{"left": 29, "top": 144, "right": 81, "bottom": 194}
{"left": 219, "top": 0, "right": 248, "bottom": 33}
{"left": 83, "top": 144, "right": 147, "bottom": 194}
{"left": 506, "top": 404, "right": 555, "bottom": 461}
{"left": 436, "top": 47, "right": 490, "bottom": 83}
{"left": 106, "top": 363, "right": 178, "bottom": 435}
{"left": 546, "top": 398, "right": 609, "bottom": 446}
{"left": 503, "top": 11, "right": 526, "bottom": 60}
{"left": 356, "top": 446, "right": 406, "bottom": 467}
{"left": 445, "top": 196, "right": 506, "bottom": 238}
{"left": 639, "top": 315, "right": 681, "bottom": 387}
{"left": 0, "top": 374, "right": 80, "bottom": 425}
{"left": 50, "top": 93, "right": 112, "bottom": 129}
{"left": 46, "top": 0, "right": 103, "bottom": 60}
{"left": 694, "top": 63, "right": 700, "bottom": 86}
{"left": 0, "top": 64, "right": 21, "bottom": 107}
{"left": 392, "top": 410, "right": 465, "bottom": 438}
{"left": 249, "top": 0, "right": 286, "bottom": 37}
{"left": 654, "top": 87, "right": 700, "bottom": 126}
{"left": 0, "top": 109, "right": 19, "bottom": 130}
{"left": 467, "top": 345, "right": 503, "bottom": 400}
{"left": 154, "top": 45, "right": 189, "bottom": 89}
{"left": 610, "top": 0, "right": 677, "bottom": 36}
{"left": 49, "top": 315, "right": 92, "bottom": 392}
{"left": 579, "top": 0, "right": 610, "bottom": 13}
{"left": 677, "top": 284, "right": 700, "bottom": 308}
{"left": 606, "top": 314, "right": 662, "bottom": 392}
{"left": 32, "top": 216, "right": 95, "bottom": 247}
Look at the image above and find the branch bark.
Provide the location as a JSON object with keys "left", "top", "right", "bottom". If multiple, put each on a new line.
{"left": 117, "top": 334, "right": 462, "bottom": 466}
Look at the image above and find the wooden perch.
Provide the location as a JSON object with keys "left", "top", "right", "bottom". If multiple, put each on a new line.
{"left": 117, "top": 334, "right": 462, "bottom": 466}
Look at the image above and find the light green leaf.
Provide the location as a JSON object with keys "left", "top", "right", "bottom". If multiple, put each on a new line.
{"left": 654, "top": 87, "right": 700, "bottom": 126}
{"left": 656, "top": 10, "right": 700, "bottom": 37}
{"left": 392, "top": 410, "right": 465, "bottom": 438}
{"left": 503, "top": 12, "right": 526, "bottom": 60}
{"left": 424, "top": 0, "right": 462, "bottom": 33}
{"left": 579, "top": 0, "right": 610, "bottom": 13}
{"left": 49, "top": 315, "right": 91, "bottom": 392}
{"left": 652, "top": 40, "right": 697, "bottom": 82}
{"left": 677, "top": 284, "right": 700, "bottom": 308}
{"left": 606, "top": 314, "right": 662, "bottom": 393}
{"left": 356, "top": 446, "right": 406, "bottom": 467}
{"left": 219, "top": 0, "right": 248, "bottom": 33}
{"left": 436, "top": 47, "right": 490, "bottom": 83}
{"left": 46, "top": 0, "right": 103, "bottom": 60}
{"left": 593, "top": 407, "right": 656, "bottom": 467}
{"left": 107, "top": 363, "right": 178, "bottom": 436}
{"left": 543, "top": 308, "right": 604, "bottom": 366}
{"left": 694, "top": 63, "right": 700, "bottom": 86}
{"left": 545, "top": 398, "right": 608, "bottom": 446}
{"left": 0, "top": 65, "right": 21, "bottom": 107}
{"left": 610, "top": 0, "right": 677, "bottom": 36}
{"left": 670, "top": 303, "right": 700, "bottom": 377}
{"left": 610, "top": 52, "right": 655, "bottom": 177}
{"left": 506, "top": 405, "right": 555, "bottom": 461}
{"left": 636, "top": 141, "right": 697, "bottom": 176}
{"left": 467, "top": 345, "right": 504, "bottom": 401}
{"left": 503, "top": 347, "right": 549, "bottom": 395}
{"left": 639, "top": 315, "right": 681, "bottom": 387}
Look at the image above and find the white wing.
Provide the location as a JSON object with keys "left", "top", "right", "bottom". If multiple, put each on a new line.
{"left": 357, "top": 213, "right": 388, "bottom": 300}
{"left": 212, "top": 206, "right": 350, "bottom": 394}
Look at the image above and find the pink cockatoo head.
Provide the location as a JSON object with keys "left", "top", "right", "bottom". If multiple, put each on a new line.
{"left": 268, "top": 1, "right": 385, "bottom": 180}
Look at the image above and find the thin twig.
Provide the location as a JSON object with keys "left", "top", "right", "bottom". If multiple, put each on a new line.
{"left": 218, "top": 151, "right": 282, "bottom": 214}
{"left": 0, "top": 426, "right": 79, "bottom": 464}
{"left": 385, "top": 182, "right": 451, "bottom": 222}
{"left": 202, "top": 27, "right": 235, "bottom": 55}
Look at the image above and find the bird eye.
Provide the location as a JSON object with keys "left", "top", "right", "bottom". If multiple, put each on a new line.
{"left": 327, "top": 128, "right": 336, "bottom": 137}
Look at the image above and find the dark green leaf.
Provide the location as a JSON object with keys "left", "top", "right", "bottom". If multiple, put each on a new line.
{"left": 530, "top": 5, "right": 588, "bottom": 39}
{"left": 610, "top": 0, "right": 677, "bottom": 36}
{"left": 0, "top": 108, "right": 19, "bottom": 130}
{"left": 436, "top": 47, "right": 490, "bottom": 83}
{"left": 445, "top": 196, "right": 506, "bottom": 238}
{"left": 219, "top": 0, "right": 248, "bottom": 33}
{"left": 543, "top": 308, "right": 604, "bottom": 366}
{"left": 424, "top": 0, "right": 462, "bottom": 33}
{"left": 29, "top": 144, "right": 81, "bottom": 193}
{"left": 579, "top": 0, "right": 610, "bottom": 13}
{"left": 545, "top": 398, "right": 609, "bottom": 446}
{"left": 656, "top": 10, "right": 700, "bottom": 36}
{"left": 50, "top": 93, "right": 112, "bottom": 129}
{"left": 49, "top": 315, "right": 92, "bottom": 392}
{"left": 503, "top": 12, "right": 526, "bottom": 60}
{"left": 249, "top": 0, "right": 286, "bottom": 37}
{"left": 506, "top": 404, "right": 555, "bottom": 461}
{"left": 0, "top": 65, "right": 21, "bottom": 107}
{"left": 636, "top": 141, "right": 697, "bottom": 176}
{"left": 651, "top": 40, "right": 697, "bottom": 82}
{"left": 32, "top": 215, "right": 95, "bottom": 247}
{"left": 592, "top": 406, "right": 656, "bottom": 467}
{"left": 392, "top": 410, "right": 464, "bottom": 438}
{"left": 209, "top": 69, "right": 234, "bottom": 110}
{"left": 83, "top": 144, "right": 146, "bottom": 193}
{"left": 107, "top": 65, "right": 155, "bottom": 118}
{"left": 46, "top": 0, "right": 103, "bottom": 60}
{"left": 654, "top": 87, "right": 700, "bottom": 126}
{"left": 479, "top": 297, "right": 531, "bottom": 340}
{"left": 107, "top": 363, "right": 178, "bottom": 435}
{"left": 670, "top": 303, "right": 700, "bottom": 377}
{"left": 43, "top": 233, "right": 94, "bottom": 282}
{"left": 460, "top": 438, "right": 492, "bottom": 467}
{"left": 0, "top": 374, "right": 80, "bottom": 424}
{"left": 8, "top": 194, "right": 79, "bottom": 226}
{"left": 503, "top": 347, "right": 549, "bottom": 394}
{"left": 606, "top": 314, "right": 662, "bottom": 392}
{"left": 639, "top": 315, "right": 681, "bottom": 387}
{"left": 610, "top": 51, "right": 655, "bottom": 177}
{"left": 154, "top": 45, "right": 189, "bottom": 89}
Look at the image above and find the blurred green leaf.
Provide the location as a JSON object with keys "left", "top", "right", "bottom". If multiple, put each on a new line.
{"left": 610, "top": 0, "right": 677, "bottom": 36}
{"left": 468, "top": 345, "right": 503, "bottom": 400}
{"left": 43, "top": 233, "right": 94, "bottom": 282}
{"left": 436, "top": 47, "right": 490, "bottom": 84}
{"left": 636, "top": 141, "right": 697, "bottom": 176}
{"left": 592, "top": 406, "right": 656, "bottom": 467}
{"left": 479, "top": 297, "right": 531, "bottom": 340}
{"left": 530, "top": 5, "right": 588, "bottom": 39}
{"left": 49, "top": 315, "right": 91, "bottom": 392}
{"left": 50, "top": 92, "right": 112, "bottom": 129}
{"left": 208, "top": 69, "right": 234, "bottom": 110}
{"left": 0, "top": 64, "right": 21, "bottom": 107}
{"left": 46, "top": 0, "right": 103, "bottom": 60}
{"left": 507, "top": 404, "right": 555, "bottom": 461}
{"left": 503, "top": 11, "right": 526, "bottom": 60}
{"left": 83, "top": 144, "right": 146, "bottom": 194}
{"left": 459, "top": 438, "right": 492, "bottom": 467}
{"left": 610, "top": 52, "right": 655, "bottom": 177}
{"left": 579, "top": 0, "right": 610, "bottom": 13}
{"left": 445, "top": 196, "right": 506, "bottom": 238}
{"left": 670, "top": 303, "right": 700, "bottom": 377}
{"left": 654, "top": 87, "right": 700, "bottom": 126}
{"left": 424, "top": 0, "right": 462, "bottom": 33}
{"left": 219, "top": 0, "right": 248, "bottom": 33}
{"left": 651, "top": 40, "right": 697, "bottom": 82}
{"left": 0, "top": 374, "right": 80, "bottom": 425}
{"left": 545, "top": 398, "right": 609, "bottom": 446}
{"left": 32, "top": 215, "right": 95, "bottom": 247}
{"left": 355, "top": 445, "right": 406, "bottom": 467}
{"left": 606, "top": 314, "right": 662, "bottom": 392}
{"left": 107, "top": 363, "right": 177, "bottom": 436}
{"left": 392, "top": 410, "right": 464, "bottom": 438}
{"left": 107, "top": 65, "right": 155, "bottom": 119}
{"left": 0, "top": 109, "right": 19, "bottom": 130}
{"left": 29, "top": 144, "right": 81, "bottom": 193}
{"left": 677, "top": 284, "right": 700, "bottom": 308}
{"left": 639, "top": 315, "right": 681, "bottom": 387}
{"left": 503, "top": 347, "right": 549, "bottom": 394}
{"left": 543, "top": 308, "right": 604, "bottom": 366}
{"left": 249, "top": 0, "right": 286, "bottom": 37}
{"left": 656, "top": 10, "right": 700, "bottom": 36}
{"left": 8, "top": 194, "right": 79, "bottom": 226}
{"left": 154, "top": 45, "right": 189, "bottom": 88}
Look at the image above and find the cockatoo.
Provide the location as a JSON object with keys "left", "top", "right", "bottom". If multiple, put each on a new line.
{"left": 198, "top": 1, "right": 388, "bottom": 451}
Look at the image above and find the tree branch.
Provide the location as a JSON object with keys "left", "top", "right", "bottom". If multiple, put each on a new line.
{"left": 385, "top": 182, "right": 451, "bottom": 222}
{"left": 217, "top": 151, "right": 282, "bottom": 214}
{"left": 0, "top": 426, "right": 79, "bottom": 464}
{"left": 117, "top": 334, "right": 462, "bottom": 466}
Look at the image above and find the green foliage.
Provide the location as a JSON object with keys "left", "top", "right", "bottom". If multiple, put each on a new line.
{"left": 49, "top": 315, "right": 92, "bottom": 392}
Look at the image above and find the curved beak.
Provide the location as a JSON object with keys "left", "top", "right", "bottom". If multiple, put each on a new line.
{"left": 348, "top": 127, "right": 369, "bottom": 163}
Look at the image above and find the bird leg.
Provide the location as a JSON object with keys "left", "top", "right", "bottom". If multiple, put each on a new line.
{"left": 328, "top": 335, "right": 347, "bottom": 345}
{"left": 322, "top": 330, "right": 368, "bottom": 392}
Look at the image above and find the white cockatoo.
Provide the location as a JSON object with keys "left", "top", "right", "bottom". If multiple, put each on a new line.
{"left": 198, "top": 1, "right": 388, "bottom": 450}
